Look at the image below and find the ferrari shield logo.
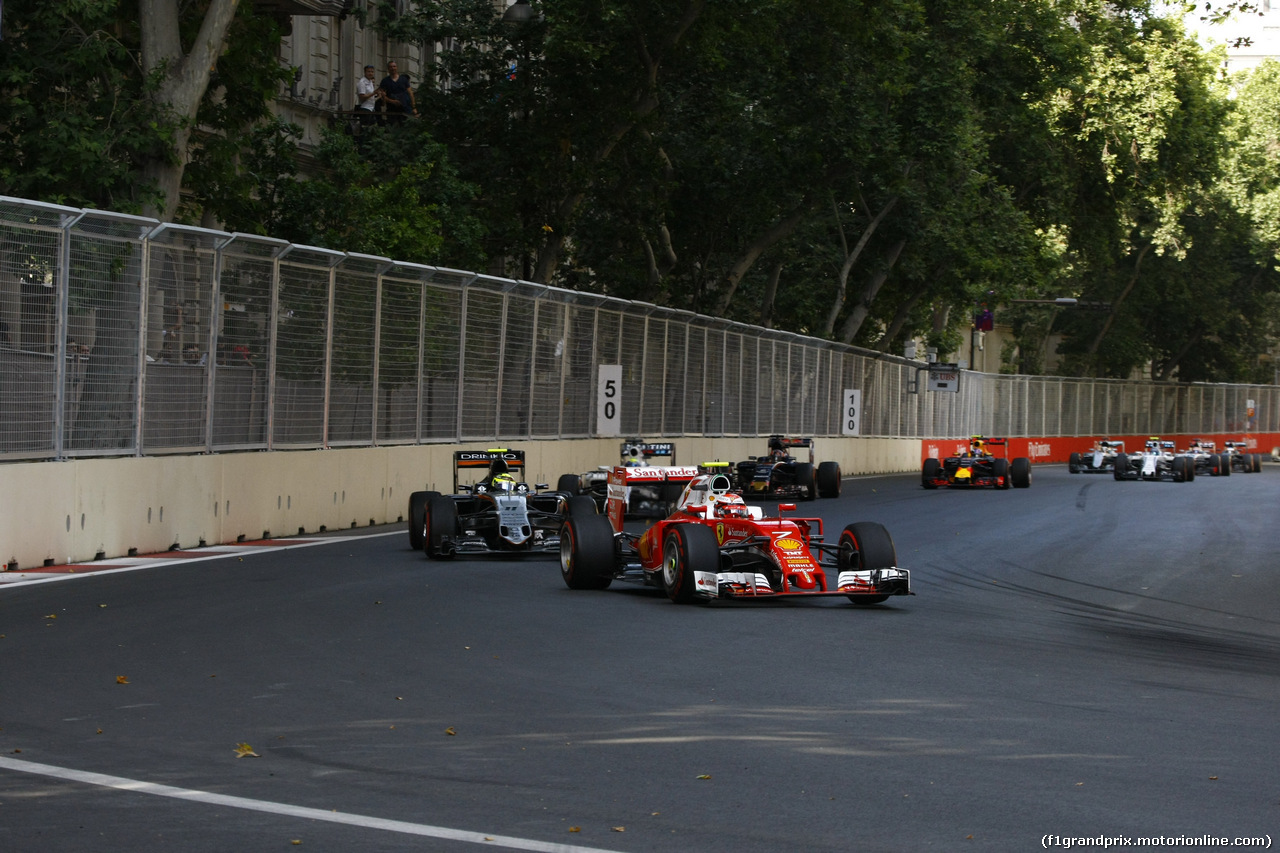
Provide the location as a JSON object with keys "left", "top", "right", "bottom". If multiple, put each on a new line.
{"left": 716, "top": 522, "right": 726, "bottom": 544}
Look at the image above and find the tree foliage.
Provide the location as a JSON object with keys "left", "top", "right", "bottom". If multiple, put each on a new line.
{"left": 3, "top": 0, "right": 1278, "bottom": 382}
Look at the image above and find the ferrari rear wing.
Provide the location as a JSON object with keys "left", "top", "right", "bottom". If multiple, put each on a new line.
{"left": 604, "top": 465, "right": 700, "bottom": 531}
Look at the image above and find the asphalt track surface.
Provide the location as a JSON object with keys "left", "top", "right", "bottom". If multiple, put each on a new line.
{"left": 1, "top": 465, "right": 1277, "bottom": 852}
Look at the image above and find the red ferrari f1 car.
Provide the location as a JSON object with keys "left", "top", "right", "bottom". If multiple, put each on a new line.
{"left": 558, "top": 467, "right": 912, "bottom": 605}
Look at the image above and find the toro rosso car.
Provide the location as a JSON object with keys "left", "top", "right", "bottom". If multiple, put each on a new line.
{"left": 407, "top": 448, "right": 593, "bottom": 558}
{"left": 733, "top": 436, "right": 842, "bottom": 500}
{"left": 1112, "top": 438, "right": 1195, "bottom": 482}
{"left": 1068, "top": 440, "right": 1124, "bottom": 474}
{"left": 558, "top": 467, "right": 912, "bottom": 606}
{"left": 1223, "top": 440, "right": 1263, "bottom": 473}
{"left": 922, "top": 437, "right": 1031, "bottom": 489}
{"left": 557, "top": 441, "right": 694, "bottom": 518}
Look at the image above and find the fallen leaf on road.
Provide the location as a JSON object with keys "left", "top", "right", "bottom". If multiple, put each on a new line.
{"left": 234, "top": 743, "right": 260, "bottom": 758}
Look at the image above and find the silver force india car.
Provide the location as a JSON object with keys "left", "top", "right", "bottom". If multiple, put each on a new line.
{"left": 732, "top": 436, "right": 842, "bottom": 500}
{"left": 558, "top": 467, "right": 911, "bottom": 606}
{"left": 1112, "top": 438, "right": 1196, "bottom": 482}
{"left": 407, "top": 448, "right": 594, "bottom": 558}
{"left": 1068, "top": 440, "right": 1124, "bottom": 474}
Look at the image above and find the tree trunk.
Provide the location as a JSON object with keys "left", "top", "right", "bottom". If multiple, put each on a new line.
{"left": 758, "top": 261, "right": 783, "bottom": 328}
{"left": 1155, "top": 329, "right": 1201, "bottom": 380}
{"left": 139, "top": 0, "right": 243, "bottom": 221}
{"left": 532, "top": 0, "right": 705, "bottom": 283}
{"left": 837, "top": 238, "right": 908, "bottom": 344}
{"left": 817, "top": 194, "right": 899, "bottom": 338}
{"left": 710, "top": 201, "right": 813, "bottom": 316}
{"left": 876, "top": 280, "right": 930, "bottom": 351}
{"left": 1085, "top": 241, "right": 1151, "bottom": 365}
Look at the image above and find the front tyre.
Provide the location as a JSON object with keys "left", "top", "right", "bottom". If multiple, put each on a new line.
{"left": 424, "top": 496, "right": 458, "bottom": 560}
{"left": 1010, "top": 457, "right": 1032, "bottom": 488}
{"left": 408, "top": 490, "right": 440, "bottom": 551}
{"left": 838, "top": 522, "right": 897, "bottom": 605}
{"left": 922, "top": 457, "right": 941, "bottom": 489}
{"left": 1113, "top": 453, "right": 1128, "bottom": 480}
{"left": 793, "top": 462, "right": 816, "bottom": 501}
{"left": 560, "top": 514, "right": 615, "bottom": 590}
{"left": 662, "top": 523, "right": 720, "bottom": 603}
{"left": 557, "top": 473, "right": 582, "bottom": 494}
{"left": 1068, "top": 452, "right": 1082, "bottom": 474}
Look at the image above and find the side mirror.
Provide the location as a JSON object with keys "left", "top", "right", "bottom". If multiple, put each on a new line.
{"left": 778, "top": 503, "right": 797, "bottom": 512}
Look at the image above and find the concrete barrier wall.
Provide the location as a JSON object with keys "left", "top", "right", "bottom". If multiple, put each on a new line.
{"left": 0, "top": 437, "right": 924, "bottom": 571}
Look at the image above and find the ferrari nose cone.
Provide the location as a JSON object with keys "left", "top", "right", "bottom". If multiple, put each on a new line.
{"left": 788, "top": 570, "right": 819, "bottom": 590}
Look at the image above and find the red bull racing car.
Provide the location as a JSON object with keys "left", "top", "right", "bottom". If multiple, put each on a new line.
{"left": 558, "top": 467, "right": 912, "bottom": 605}
{"left": 922, "top": 436, "right": 1031, "bottom": 489}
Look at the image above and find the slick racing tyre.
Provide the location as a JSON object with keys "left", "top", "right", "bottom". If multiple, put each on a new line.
{"left": 407, "top": 490, "right": 440, "bottom": 551}
{"left": 560, "top": 514, "right": 615, "bottom": 590}
{"left": 1068, "top": 452, "right": 1082, "bottom": 474}
{"left": 566, "top": 495, "right": 598, "bottom": 518}
{"left": 662, "top": 523, "right": 719, "bottom": 604}
{"left": 1113, "top": 453, "right": 1128, "bottom": 480}
{"left": 557, "top": 473, "right": 582, "bottom": 495}
{"left": 1218, "top": 454, "right": 1231, "bottom": 477}
{"left": 424, "top": 496, "right": 458, "bottom": 559}
{"left": 1010, "top": 457, "right": 1032, "bottom": 488}
{"left": 991, "top": 457, "right": 1010, "bottom": 489}
{"left": 816, "top": 461, "right": 842, "bottom": 499}
{"left": 794, "top": 462, "right": 817, "bottom": 501}
{"left": 921, "top": 457, "right": 941, "bottom": 489}
{"left": 838, "top": 522, "right": 898, "bottom": 605}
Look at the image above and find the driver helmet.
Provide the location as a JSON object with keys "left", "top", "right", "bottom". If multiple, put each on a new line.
{"left": 713, "top": 494, "right": 750, "bottom": 519}
{"left": 491, "top": 472, "right": 517, "bottom": 492}
{"left": 768, "top": 437, "right": 787, "bottom": 458}
{"left": 970, "top": 437, "right": 985, "bottom": 455}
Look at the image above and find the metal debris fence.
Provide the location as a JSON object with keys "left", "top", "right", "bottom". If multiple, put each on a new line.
{"left": 0, "top": 196, "right": 1274, "bottom": 462}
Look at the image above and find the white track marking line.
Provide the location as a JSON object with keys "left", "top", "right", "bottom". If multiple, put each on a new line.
{"left": 0, "top": 755, "right": 626, "bottom": 853}
{"left": 0, "top": 531, "right": 405, "bottom": 589}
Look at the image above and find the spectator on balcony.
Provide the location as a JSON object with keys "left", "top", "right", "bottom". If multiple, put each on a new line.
{"left": 355, "top": 64, "right": 381, "bottom": 126}
{"left": 379, "top": 60, "right": 416, "bottom": 121}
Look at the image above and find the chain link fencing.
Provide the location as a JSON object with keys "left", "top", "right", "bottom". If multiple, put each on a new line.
{"left": 1, "top": 195, "right": 1275, "bottom": 462}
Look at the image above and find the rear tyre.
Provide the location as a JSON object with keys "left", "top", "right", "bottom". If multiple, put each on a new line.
{"left": 838, "top": 522, "right": 897, "bottom": 605}
{"left": 1010, "top": 457, "right": 1032, "bottom": 488}
{"left": 816, "top": 461, "right": 842, "bottom": 498}
{"left": 794, "top": 462, "right": 816, "bottom": 500}
{"left": 557, "top": 473, "right": 582, "bottom": 494}
{"left": 560, "top": 514, "right": 615, "bottom": 590}
{"left": 662, "top": 523, "right": 720, "bottom": 603}
{"left": 566, "top": 495, "right": 598, "bottom": 518}
{"left": 922, "top": 457, "right": 942, "bottom": 489}
{"left": 424, "top": 496, "right": 458, "bottom": 560}
{"left": 1068, "top": 452, "right": 1082, "bottom": 474}
{"left": 408, "top": 490, "right": 440, "bottom": 551}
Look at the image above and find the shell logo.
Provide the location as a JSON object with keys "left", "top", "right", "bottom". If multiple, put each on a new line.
{"left": 775, "top": 537, "right": 803, "bottom": 551}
